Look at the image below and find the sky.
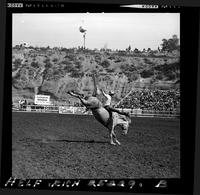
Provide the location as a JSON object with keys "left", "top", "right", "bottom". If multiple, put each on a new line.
{"left": 12, "top": 13, "right": 180, "bottom": 50}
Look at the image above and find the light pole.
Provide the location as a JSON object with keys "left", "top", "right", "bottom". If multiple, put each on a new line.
{"left": 79, "top": 26, "right": 87, "bottom": 49}
{"left": 83, "top": 32, "right": 86, "bottom": 49}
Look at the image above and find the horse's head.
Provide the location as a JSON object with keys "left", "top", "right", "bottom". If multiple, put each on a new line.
{"left": 121, "top": 123, "right": 129, "bottom": 135}
{"left": 122, "top": 115, "right": 131, "bottom": 135}
{"left": 112, "top": 113, "right": 131, "bottom": 136}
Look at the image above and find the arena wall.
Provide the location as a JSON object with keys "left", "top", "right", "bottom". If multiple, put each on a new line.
{"left": 12, "top": 104, "right": 180, "bottom": 118}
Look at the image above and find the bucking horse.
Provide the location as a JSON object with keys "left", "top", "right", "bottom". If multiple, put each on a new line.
{"left": 68, "top": 75, "right": 131, "bottom": 145}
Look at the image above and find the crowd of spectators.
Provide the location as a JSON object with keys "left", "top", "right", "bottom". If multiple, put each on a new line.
{"left": 117, "top": 89, "right": 180, "bottom": 112}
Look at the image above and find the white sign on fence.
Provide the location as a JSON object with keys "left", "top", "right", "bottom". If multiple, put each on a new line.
{"left": 131, "top": 109, "right": 142, "bottom": 115}
{"left": 59, "top": 106, "right": 74, "bottom": 114}
{"left": 34, "top": 95, "right": 50, "bottom": 105}
{"left": 118, "top": 108, "right": 142, "bottom": 115}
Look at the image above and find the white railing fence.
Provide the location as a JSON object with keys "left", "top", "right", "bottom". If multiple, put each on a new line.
{"left": 12, "top": 104, "right": 180, "bottom": 118}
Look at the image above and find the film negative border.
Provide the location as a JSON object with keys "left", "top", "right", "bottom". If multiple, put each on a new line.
{"left": 1, "top": 1, "right": 199, "bottom": 194}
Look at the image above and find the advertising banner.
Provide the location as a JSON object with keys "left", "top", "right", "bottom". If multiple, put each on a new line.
{"left": 59, "top": 106, "right": 74, "bottom": 114}
{"left": 34, "top": 95, "right": 50, "bottom": 105}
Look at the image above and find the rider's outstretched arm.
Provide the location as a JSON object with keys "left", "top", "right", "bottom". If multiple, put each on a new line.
{"left": 101, "top": 89, "right": 109, "bottom": 98}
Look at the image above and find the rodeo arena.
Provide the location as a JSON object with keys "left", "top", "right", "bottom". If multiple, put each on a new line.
{"left": 12, "top": 87, "right": 180, "bottom": 179}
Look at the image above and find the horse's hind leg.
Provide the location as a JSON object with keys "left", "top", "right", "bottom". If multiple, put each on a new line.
{"left": 110, "top": 131, "right": 120, "bottom": 145}
{"left": 110, "top": 133, "right": 116, "bottom": 145}
{"left": 109, "top": 122, "right": 121, "bottom": 145}
{"left": 68, "top": 91, "right": 90, "bottom": 107}
{"left": 109, "top": 123, "right": 116, "bottom": 145}
{"left": 112, "top": 132, "right": 121, "bottom": 145}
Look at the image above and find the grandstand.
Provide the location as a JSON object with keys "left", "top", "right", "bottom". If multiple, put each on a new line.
{"left": 116, "top": 88, "right": 180, "bottom": 112}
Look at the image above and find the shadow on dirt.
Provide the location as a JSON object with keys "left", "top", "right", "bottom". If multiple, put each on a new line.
{"left": 41, "top": 138, "right": 108, "bottom": 144}
{"left": 56, "top": 139, "right": 108, "bottom": 144}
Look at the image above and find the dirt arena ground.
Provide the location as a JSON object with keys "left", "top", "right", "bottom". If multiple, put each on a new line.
{"left": 12, "top": 112, "right": 180, "bottom": 179}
